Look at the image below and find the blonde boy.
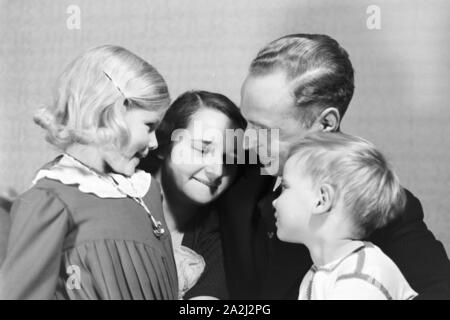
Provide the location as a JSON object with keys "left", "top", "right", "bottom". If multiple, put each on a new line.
{"left": 272, "top": 132, "right": 417, "bottom": 300}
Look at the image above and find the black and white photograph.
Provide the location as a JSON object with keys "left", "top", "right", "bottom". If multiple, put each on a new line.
{"left": 0, "top": 0, "right": 449, "bottom": 305}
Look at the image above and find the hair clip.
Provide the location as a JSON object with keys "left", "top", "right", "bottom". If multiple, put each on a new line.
{"left": 103, "top": 71, "right": 126, "bottom": 99}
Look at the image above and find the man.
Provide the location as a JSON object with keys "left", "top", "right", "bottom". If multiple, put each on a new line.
{"left": 218, "top": 34, "right": 450, "bottom": 299}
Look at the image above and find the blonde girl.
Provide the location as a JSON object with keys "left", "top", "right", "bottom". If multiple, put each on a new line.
{"left": 0, "top": 45, "right": 178, "bottom": 300}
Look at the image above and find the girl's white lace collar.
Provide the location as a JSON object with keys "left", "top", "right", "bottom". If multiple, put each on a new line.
{"left": 32, "top": 154, "right": 151, "bottom": 199}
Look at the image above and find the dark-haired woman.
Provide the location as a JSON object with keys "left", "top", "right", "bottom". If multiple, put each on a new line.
{"left": 140, "top": 90, "right": 246, "bottom": 300}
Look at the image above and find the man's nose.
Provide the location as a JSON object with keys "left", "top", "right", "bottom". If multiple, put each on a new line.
{"left": 148, "top": 131, "right": 158, "bottom": 150}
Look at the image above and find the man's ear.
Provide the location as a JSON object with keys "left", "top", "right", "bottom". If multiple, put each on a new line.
{"left": 315, "top": 107, "right": 340, "bottom": 132}
{"left": 312, "top": 183, "right": 334, "bottom": 215}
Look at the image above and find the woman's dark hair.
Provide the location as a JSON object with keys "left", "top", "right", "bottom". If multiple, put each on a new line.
{"left": 139, "top": 90, "right": 246, "bottom": 172}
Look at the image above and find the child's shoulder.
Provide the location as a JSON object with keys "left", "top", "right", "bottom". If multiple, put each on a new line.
{"left": 14, "top": 178, "right": 76, "bottom": 210}
{"left": 8, "top": 179, "right": 75, "bottom": 224}
{"left": 334, "top": 242, "right": 417, "bottom": 299}
{"left": 356, "top": 242, "right": 406, "bottom": 280}
{"left": 328, "top": 242, "right": 400, "bottom": 286}
{"left": 336, "top": 242, "right": 399, "bottom": 277}
{"left": 32, "top": 177, "right": 83, "bottom": 200}
{"left": 16, "top": 178, "right": 99, "bottom": 219}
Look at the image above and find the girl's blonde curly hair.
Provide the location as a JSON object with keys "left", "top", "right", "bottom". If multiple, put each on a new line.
{"left": 34, "top": 45, "right": 170, "bottom": 150}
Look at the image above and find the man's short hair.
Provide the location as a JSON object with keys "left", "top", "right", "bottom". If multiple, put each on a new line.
{"left": 250, "top": 34, "right": 355, "bottom": 127}
{"left": 288, "top": 132, "right": 406, "bottom": 238}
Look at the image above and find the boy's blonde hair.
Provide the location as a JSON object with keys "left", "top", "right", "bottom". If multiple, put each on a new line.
{"left": 288, "top": 132, "right": 406, "bottom": 238}
{"left": 34, "top": 45, "right": 170, "bottom": 150}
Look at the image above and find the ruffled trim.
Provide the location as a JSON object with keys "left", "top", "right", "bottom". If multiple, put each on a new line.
{"left": 32, "top": 154, "right": 151, "bottom": 199}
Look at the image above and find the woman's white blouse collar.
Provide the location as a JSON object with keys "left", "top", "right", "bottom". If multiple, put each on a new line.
{"left": 32, "top": 154, "right": 151, "bottom": 199}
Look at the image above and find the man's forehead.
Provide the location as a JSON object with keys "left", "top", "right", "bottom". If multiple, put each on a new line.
{"left": 240, "top": 72, "right": 295, "bottom": 120}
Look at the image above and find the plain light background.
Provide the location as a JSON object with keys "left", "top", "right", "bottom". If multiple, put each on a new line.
{"left": 1, "top": 0, "right": 449, "bottom": 252}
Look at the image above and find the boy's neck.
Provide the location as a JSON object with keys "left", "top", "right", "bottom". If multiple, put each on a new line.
{"left": 305, "top": 208, "right": 361, "bottom": 267}
{"left": 307, "top": 238, "right": 362, "bottom": 267}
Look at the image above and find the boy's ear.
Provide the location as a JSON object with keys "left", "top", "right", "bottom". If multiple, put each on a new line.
{"left": 312, "top": 183, "right": 334, "bottom": 215}
{"left": 313, "top": 107, "right": 340, "bottom": 132}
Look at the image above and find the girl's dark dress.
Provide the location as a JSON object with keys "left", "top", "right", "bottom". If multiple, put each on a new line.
{"left": 0, "top": 155, "right": 178, "bottom": 299}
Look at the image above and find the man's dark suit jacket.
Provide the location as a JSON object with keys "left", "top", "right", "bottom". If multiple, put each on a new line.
{"left": 218, "top": 164, "right": 450, "bottom": 299}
